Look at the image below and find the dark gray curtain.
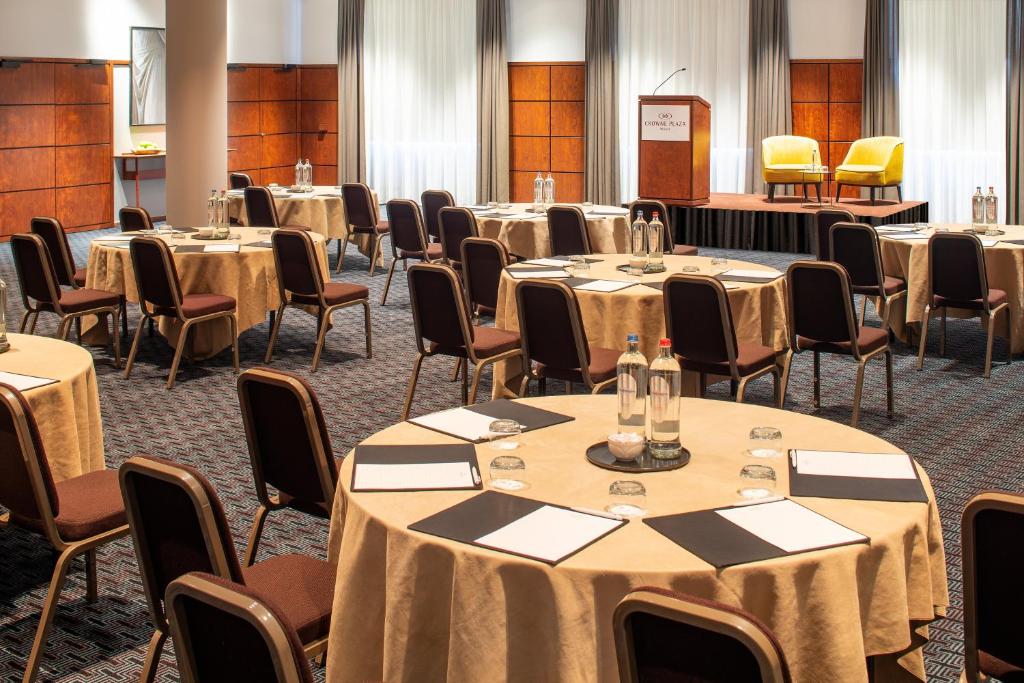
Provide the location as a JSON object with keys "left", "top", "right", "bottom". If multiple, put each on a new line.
{"left": 863, "top": 0, "right": 900, "bottom": 137}
{"left": 585, "top": 0, "right": 619, "bottom": 205}
{"left": 477, "top": 0, "right": 509, "bottom": 203}
{"left": 338, "top": 0, "right": 365, "bottom": 183}
{"left": 1009, "top": 0, "right": 1024, "bottom": 223}
{"left": 746, "top": 0, "right": 792, "bottom": 194}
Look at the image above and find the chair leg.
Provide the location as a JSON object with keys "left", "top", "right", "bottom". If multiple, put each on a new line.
{"left": 778, "top": 352, "right": 792, "bottom": 409}
{"left": 859, "top": 296, "right": 868, "bottom": 327}
{"left": 1007, "top": 307, "right": 1014, "bottom": 366}
{"left": 57, "top": 317, "right": 71, "bottom": 342}
{"left": 75, "top": 317, "right": 82, "bottom": 344}
{"left": 243, "top": 504, "right": 270, "bottom": 567}
{"left": 851, "top": 359, "right": 867, "bottom": 427}
{"left": 109, "top": 310, "right": 122, "bottom": 369}
{"left": 120, "top": 298, "right": 129, "bottom": 340}
{"left": 771, "top": 367, "right": 781, "bottom": 406}
{"left": 401, "top": 353, "right": 425, "bottom": 420}
{"left": 28, "top": 312, "right": 40, "bottom": 335}
{"left": 834, "top": 184, "right": 842, "bottom": 203}
{"left": 380, "top": 258, "right": 400, "bottom": 305}
{"left": 815, "top": 183, "right": 821, "bottom": 203}
{"left": 767, "top": 184, "right": 775, "bottom": 202}
{"left": 812, "top": 351, "right": 821, "bottom": 409}
{"left": 518, "top": 373, "right": 530, "bottom": 397}
{"left": 468, "top": 361, "right": 488, "bottom": 405}
{"left": 166, "top": 321, "right": 192, "bottom": 390}
{"left": 736, "top": 376, "right": 750, "bottom": 403}
{"left": 450, "top": 358, "right": 463, "bottom": 382}
{"left": 802, "top": 184, "right": 808, "bottom": 200}
{"left": 917, "top": 306, "right": 931, "bottom": 370}
{"left": 335, "top": 230, "right": 350, "bottom": 274}
{"left": 940, "top": 309, "right": 947, "bottom": 357}
{"left": 538, "top": 376, "right": 547, "bottom": 395}
{"left": 362, "top": 300, "right": 373, "bottom": 358}
{"left": 85, "top": 549, "right": 98, "bottom": 603}
{"left": 264, "top": 304, "right": 286, "bottom": 363}
{"left": 460, "top": 361, "right": 470, "bottom": 404}
{"left": 698, "top": 372, "right": 707, "bottom": 398}
{"left": 124, "top": 314, "right": 148, "bottom": 379}
{"left": 870, "top": 187, "right": 877, "bottom": 205}
{"left": 885, "top": 350, "right": 894, "bottom": 417}
{"left": 896, "top": 185, "right": 903, "bottom": 203}
{"left": 984, "top": 311, "right": 997, "bottom": 378}
{"left": 139, "top": 629, "right": 168, "bottom": 683}
{"left": 147, "top": 317, "right": 154, "bottom": 338}
{"left": 368, "top": 235, "right": 382, "bottom": 276}
{"left": 18, "top": 310, "right": 30, "bottom": 333}
{"left": 311, "top": 310, "right": 332, "bottom": 372}
{"left": 228, "top": 315, "right": 240, "bottom": 374}
{"left": 22, "top": 547, "right": 75, "bottom": 683}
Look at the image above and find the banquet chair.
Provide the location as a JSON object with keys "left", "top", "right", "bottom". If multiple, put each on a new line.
{"left": 515, "top": 279, "right": 619, "bottom": 396}
{"left": 829, "top": 221, "right": 907, "bottom": 332}
{"left": 628, "top": 199, "right": 698, "bottom": 256}
{"left": 438, "top": 206, "right": 479, "bottom": 268}
{"left": 230, "top": 172, "right": 254, "bottom": 189}
{"left": 813, "top": 208, "right": 855, "bottom": 261}
{"left": 0, "top": 384, "right": 129, "bottom": 683}
{"left": 781, "top": 261, "right": 893, "bottom": 427}
{"left": 402, "top": 263, "right": 521, "bottom": 419}
{"left": 916, "top": 233, "right": 1012, "bottom": 378}
{"left": 961, "top": 491, "right": 1024, "bottom": 683}
{"left": 10, "top": 234, "right": 122, "bottom": 367}
{"left": 761, "top": 135, "right": 822, "bottom": 203}
{"left": 166, "top": 573, "right": 315, "bottom": 683}
{"left": 547, "top": 205, "right": 592, "bottom": 256}
{"left": 237, "top": 368, "right": 339, "bottom": 566}
{"left": 380, "top": 199, "right": 442, "bottom": 305}
{"left": 835, "top": 136, "right": 904, "bottom": 204}
{"left": 339, "top": 182, "right": 390, "bottom": 274}
{"left": 124, "top": 237, "right": 239, "bottom": 389}
{"left": 613, "top": 587, "right": 791, "bottom": 683}
{"left": 663, "top": 274, "right": 783, "bottom": 405}
{"left": 461, "top": 237, "right": 511, "bottom": 316}
{"left": 118, "top": 455, "right": 336, "bottom": 683}
{"left": 421, "top": 189, "right": 455, "bottom": 243}
{"left": 29, "top": 216, "right": 86, "bottom": 288}
{"left": 244, "top": 186, "right": 281, "bottom": 228}
{"left": 119, "top": 206, "right": 155, "bottom": 232}
{"left": 266, "top": 229, "right": 371, "bottom": 370}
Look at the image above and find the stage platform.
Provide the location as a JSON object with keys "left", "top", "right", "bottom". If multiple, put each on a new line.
{"left": 671, "top": 192, "right": 929, "bottom": 253}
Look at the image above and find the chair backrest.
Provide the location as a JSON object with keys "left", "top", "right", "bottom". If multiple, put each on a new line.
{"left": 407, "top": 263, "right": 474, "bottom": 354}
{"left": 515, "top": 279, "right": 590, "bottom": 374}
{"left": 843, "top": 136, "right": 904, "bottom": 167}
{"left": 438, "top": 207, "right": 479, "bottom": 263}
{"left": 461, "top": 237, "right": 509, "bottom": 311}
{"left": 386, "top": 199, "right": 430, "bottom": 256}
{"left": 962, "top": 491, "right": 1024, "bottom": 681}
{"left": 813, "top": 208, "right": 855, "bottom": 260}
{"left": 119, "top": 455, "right": 244, "bottom": 629}
{"left": 129, "top": 237, "right": 185, "bottom": 316}
{"left": 628, "top": 199, "right": 673, "bottom": 252}
{"left": 341, "top": 183, "right": 379, "bottom": 228}
{"left": 0, "top": 384, "right": 61, "bottom": 544}
{"left": 11, "top": 234, "right": 63, "bottom": 311}
{"left": 547, "top": 205, "right": 591, "bottom": 256}
{"left": 663, "top": 275, "right": 740, "bottom": 374}
{"left": 230, "top": 172, "right": 254, "bottom": 189}
{"left": 237, "top": 368, "right": 338, "bottom": 514}
{"left": 928, "top": 233, "right": 989, "bottom": 307}
{"left": 271, "top": 229, "right": 324, "bottom": 301}
{"left": 167, "top": 572, "right": 314, "bottom": 683}
{"left": 120, "top": 206, "right": 155, "bottom": 232}
{"left": 614, "top": 587, "right": 791, "bottom": 683}
{"left": 29, "top": 216, "right": 77, "bottom": 287}
{"left": 244, "top": 186, "right": 281, "bottom": 229}
{"left": 761, "top": 135, "right": 818, "bottom": 167}
{"left": 786, "top": 261, "right": 860, "bottom": 352}
{"left": 421, "top": 189, "right": 455, "bottom": 242}
{"left": 829, "top": 221, "right": 884, "bottom": 292}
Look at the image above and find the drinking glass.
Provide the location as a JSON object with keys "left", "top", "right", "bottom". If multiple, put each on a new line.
{"left": 487, "top": 419, "right": 522, "bottom": 450}
{"left": 745, "top": 426, "right": 783, "bottom": 459}
{"left": 628, "top": 255, "right": 646, "bottom": 278}
{"left": 606, "top": 480, "right": 647, "bottom": 517}
{"left": 680, "top": 264, "right": 700, "bottom": 273}
{"left": 710, "top": 256, "right": 728, "bottom": 271}
{"left": 569, "top": 255, "right": 589, "bottom": 274}
{"left": 489, "top": 455, "right": 527, "bottom": 490}
{"left": 487, "top": 201, "right": 498, "bottom": 209}
{"left": 737, "top": 464, "right": 777, "bottom": 500}
{"left": 582, "top": 201, "right": 594, "bottom": 209}
{"left": 914, "top": 222, "right": 928, "bottom": 232}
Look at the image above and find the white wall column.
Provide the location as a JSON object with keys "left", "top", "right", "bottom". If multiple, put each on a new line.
{"left": 166, "top": 0, "right": 227, "bottom": 226}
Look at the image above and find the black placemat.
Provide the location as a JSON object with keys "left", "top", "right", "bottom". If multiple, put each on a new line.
{"left": 464, "top": 399, "right": 575, "bottom": 434}
{"left": 245, "top": 241, "right": 274, "bottom": 249}
{"left": 787, "top": 451, "right": 929, "bottom": 503}
{"left": 351, "top": 444, "right": 481, "bottom": 492}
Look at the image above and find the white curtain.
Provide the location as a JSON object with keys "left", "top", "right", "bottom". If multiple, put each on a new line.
{"left": 617, "top": 0, "right": 750, "bottom": 203}
{"left": 899, "top": 0, "right": 1005, "bottom": 223}
{"left": 364, "top": 0, "right": 477, "bottom": 205}
{"left": 131, "top": 28, "right": 166, "bottom": 125}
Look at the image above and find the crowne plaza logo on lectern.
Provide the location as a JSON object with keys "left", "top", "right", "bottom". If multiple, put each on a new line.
{"left": 641, "top": 104, "right": 691, "bottom": 142}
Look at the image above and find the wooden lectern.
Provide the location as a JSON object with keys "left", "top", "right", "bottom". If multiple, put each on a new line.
{"left": 637, "top": 95, "right": 711, "bottom": 206}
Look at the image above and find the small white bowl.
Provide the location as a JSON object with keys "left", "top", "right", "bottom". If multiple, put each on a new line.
{"left": 196, "top": 227, "right": 215, "bottom": 238}
{"left": 608, "top": 432, "right": 645, "bottom": 461}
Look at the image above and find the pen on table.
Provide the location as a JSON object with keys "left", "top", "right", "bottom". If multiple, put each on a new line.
{"left": 471, "top": 466, "right": 481, "bottom": 486}
{"left": 571, "top": 506, "right": 625, "bottom": 521}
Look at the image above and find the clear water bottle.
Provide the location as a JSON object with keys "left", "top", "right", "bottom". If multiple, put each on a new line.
{"left": 985, "top": 186, "right": 998, "bottom": 224}
{"left": 647, "top": 211, "right": 665, "bottom": 268}
{"left": 207, "top": 189, "right": 218, "bottom": 226}
{"left": 294, "top": 159, "right": 303, "bottom": 189}
{"left": 533, "top": 172, "right": 544, "bottom": 205}
{"left": 648, "top": 338, "right": 681, "bottom": 459}
{"left": 630, "top": 210, "right": 649, "bottom": 260}
{"left": 811, "top": 147, "right": 820, "bottom": 171}
{"left": 543, "top": 172, "right": 555, "bottom": 204}
{"left": 972, "top": 186, "right": 985, "bottom": 224}
{"left": 218, "top": 190, "right": 230, "bottom": 230}
{"left": 616, "top": 334, "right": 648, "bottom": 438}
{"left": 302, "top": 159, "right": 313, "bottom": 190}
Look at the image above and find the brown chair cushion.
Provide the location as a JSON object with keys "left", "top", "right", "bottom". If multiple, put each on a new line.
{"left": 12, "top": 469, "right": 127, "bottom": 541}
{"left": 680, "top": 342, "right": 778, "bottom": 376}
{"left": 798, "top": 326, "right": 889, "bottom": 355}
{"left": 851, "top": 275, "right": 906, "bottom": 297}
{"left": 292, "top": 282, "right": 369, "bottom": 306}
{"left": 430, "top": 326, "right": 520, "bottom": 359}
{"left": 980, "top": 650, "right": 1024, "bottom": 681}
{"left": 242, "top": 554, "right": 336, "bottom": 643}
{"left": 934, "top": 288, "right": 1008, "bottom": 311}
{"left": 352, "top": 220, "right": 390, "bottom": 234}
{"left": 539, "top": 345, "right": 619, "bottom": 385}
{"left": 399, "top": 243, "right": 443, "bottom": 260}
{"left": 180, "top": 293, "right": 236, "bottom": 318}
{"left": 58, "top": 287, "right": 120, "bottom": 313}
{"left": 73, "top": 267, "right": 87, "bottom": 288}
{"left": 672, "top": 244, "right": 699, "bottom": 256}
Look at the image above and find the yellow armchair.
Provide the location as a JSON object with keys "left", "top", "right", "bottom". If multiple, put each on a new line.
{"left": 761, "top": 136, "right": 824, "bottom": 202}
{"left": 835, "top": 136, "right": 904, "bottom": 204}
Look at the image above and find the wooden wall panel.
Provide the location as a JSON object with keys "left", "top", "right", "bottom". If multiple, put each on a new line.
{"left": 511, "top": 136, "right": 550, "bottom": 171}
{"left": 260, "top": 67, "right": 297, "bottom": 101}
{"left": 790, "top": 63, "right": 828, "bottom": 102}
{"left": 300, "top": 133, "right": 337, "bottom": 166}
{"left": 551, "top": 66, "right": 585, "bottom": 100}
{"left": 1, "top": 189, "right": 56, "bottom": 236}
{"left": 509, "top": 65, "right": 549, "bottom": 100}
{"left": 0, "top": 62, "right": 54, "bottom": 105}
{"left": 228, "top": 102, "right": 261, "bottom": 137}
{"left": 260, "top": 101, "right": 297, "bottom": 135}
{"left": 227, "top": 68, "right": 260, "bottom": 101}
{"left": 236, "top": 169, "right": 262, "bottom": 185}
{"left": 299, "top": 67, "right": 338, "bottom": 101}
{"left": 510, "top": 102, "right": 550, "bottom": 136}
{"left": 0, "top": 105, "right": 55, "bottom": 148}
{"left": 312, "top": 166, "right": 337, "bottom": 186}
{"left": 262, "top": 133, "right": 298, "bottom": 169}
{"left": 829, "top": 63, "right": 863, "bottom": 102}
{"left": 550, "top": 137, "right": 583, "bottom": 173}
{"left": 511, "top": 171, "right": 540, "bottom": 202}
{"left": 56, "top": 144, "right": 111, "bottom": 187}
{"left": 829, "top": 103, "right": 861, "bottom": 141}
{"left": 552, "top": 172, "right": 583, "bottom": 202}
{"left": 792, "top": 103, "right": 828, "bottom": 142}
{"left": 57, "top": 183, "right": 112, "bottom": 228}
{"left": 54, "top": 64, "right": 110, "bottom": 104}
{"left": 550, "top": 101, "right": 584, "bottom": 136}
{"left": 56, "top": 104, "right": 110, "bottom": 145}
{"left": 299, "top": 101, "right": 337, "bottom": 133}
{"left": 0, "top": 147, "right": 55, "bottom": 192}
{"left": 228, "top": 136, "right": 261, "bottom": 171}
{"left": 262, "top": 166, "right": 296, "bottom": 187}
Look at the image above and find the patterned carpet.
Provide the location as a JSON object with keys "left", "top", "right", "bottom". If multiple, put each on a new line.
{"left": 1, "top": 227, "right": 1020, "bottom": 682}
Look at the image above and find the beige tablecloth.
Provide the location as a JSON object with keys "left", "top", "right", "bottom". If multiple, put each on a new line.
{"left": 0, "top": 334, "right": 104, "bottom": 481}
{"left": 476, "top": 203, "right": 632, "bottom": 259}
{"left": 85, "top": 228, "right": 328, "bottom": 358}
{"left": 491, "top": 254, "right": 789, "bottom": 398}
{"left": 880, "top": 223, "right": 1024, "bottom": 353}
{"left": 325, "top": 395, "right": 948, "bottom": 683}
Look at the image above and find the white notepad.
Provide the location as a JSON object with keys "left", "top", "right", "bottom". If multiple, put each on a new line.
{"left": 204, "top": 244, "right": 241, "bottom": 253}
{"left": 716, "top": 499, "right": 866, "bottom": 553}
{"left": 574, "top": 279, "right": 635, "bottom": 292}
{"left": 882, "top": 233, "right": 928, "bottom": 240}
{"left": 523, "top": 258, "right": 573, "bottom": 267}
{"left": 475, "top": 506, "right": 621, "bottom": 562}
{"left": 507, "top": 269, "right": 569, "bottom": 279}
{"left": 353, "top": 462, "right": 473, "bottom": 491}
{"left": 588, "top": 209, "right": 629, "bottom": 216}
{"left": 719, "top": 268, "right": 780, "bottom": 280}
{"left": 93, "top": 235, "right": 135, "bottom": 243}
{"left": 794, "top": 449, "right": 916, "bottom": 480}
{"left": 0, "top": 370, "right": 57, "bottom": 392}
{"left": 410, "top": 406, "right": 500, "bottom": 441}
{"left": 981, "top": 239, "right": 998, "bottom": 247}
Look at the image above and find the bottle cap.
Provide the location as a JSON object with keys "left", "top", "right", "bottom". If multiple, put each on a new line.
{"left": 627, "top": 333, "right": 639, "bottom": 343}
{"left": 659, "top": 338, "right": 671, "bottom": 347}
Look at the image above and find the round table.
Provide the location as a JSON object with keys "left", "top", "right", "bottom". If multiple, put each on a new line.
{"left": 0, "top": 334, "right": 104, "bottom": 481}
{"left": 324, "top": 395, "right": 947, "bottom": 683}
{"left": 491, "top": 253, "right": 789, "bottom": 398}
{"left": 85, "top": 227, "right": 329, "bottom": 358}
{"left": 879, "top": 223, "right": 1024, "bottom": 352}
{"left": 475, "top": 203, "right": 633, "bottom": 259}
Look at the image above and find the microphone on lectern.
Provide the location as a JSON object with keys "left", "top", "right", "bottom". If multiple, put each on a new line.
{"left": 652, "top": 67, "right": 687, "bottom": 96}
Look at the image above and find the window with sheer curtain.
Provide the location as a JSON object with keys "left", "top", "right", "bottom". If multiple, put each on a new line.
{"left": 364, "top": 0, "right": 477, "bottom": 205}
{"left": 616, "top": 0, "right": 750, "bottom": 202}
{"left": 899, "top": 0, "right": 1005, "bottom": 223}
